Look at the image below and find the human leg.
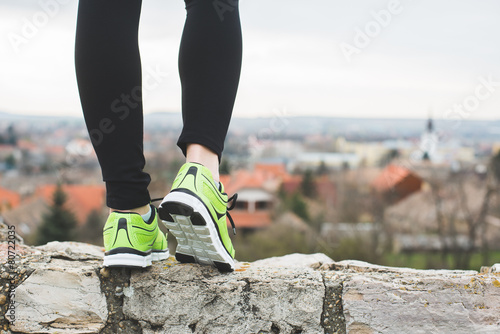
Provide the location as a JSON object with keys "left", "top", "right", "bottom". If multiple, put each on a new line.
{"left": 75, "top": 0, "right": 150, "bottom": 212}
{"left": 159, "top": 0, "right": 242, "bottom": 272}
{"left": 75, "top": 0, "right": 167, "bottom": 267}
{"left": 177, "top": 0, "right": 243, "bottom": 167}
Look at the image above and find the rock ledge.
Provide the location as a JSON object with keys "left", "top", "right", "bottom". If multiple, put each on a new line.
{"left": 1, "top": 239, "right": 500, "bottom": 334}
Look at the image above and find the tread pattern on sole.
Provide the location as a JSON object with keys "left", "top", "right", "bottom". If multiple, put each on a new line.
{"left": 159, "top": 201, "right": 234, "bottom": 272}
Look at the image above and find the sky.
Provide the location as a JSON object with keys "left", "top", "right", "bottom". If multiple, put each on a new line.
{"left": 1, "top": 0, "right": 500, "bottom": 121}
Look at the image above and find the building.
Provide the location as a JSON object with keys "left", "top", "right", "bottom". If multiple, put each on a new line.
{"left": 0, "top": 186, "right": 20, "bottom": 212}
{"left": 371, "top": 164, "right": 422, "bottom": 204}
{"left": 220, "top": 164, "right": 283, "bottom": 231}
{"left": 2, "top": 184, "right": 105, "bottom": 240}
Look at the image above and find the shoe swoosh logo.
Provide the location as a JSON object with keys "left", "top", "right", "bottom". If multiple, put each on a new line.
{"left": 149, "top": 234, "right": 158, "bottom": 247}
{"left": 202, "top": 174, "right": 226, "bottom": 203}
{"left": 132, "top": 225, "right": 157, "bottom": 233}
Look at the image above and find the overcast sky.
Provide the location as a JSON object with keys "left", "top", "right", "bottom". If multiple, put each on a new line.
{"left": 1, "top": 0, "right": 500, "bottom": 121}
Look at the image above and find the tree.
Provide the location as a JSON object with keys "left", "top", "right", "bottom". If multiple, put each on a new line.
{"left": 316, "top": 161, "right": 329, "bottom": 176}
{"left": 379, "top": 149, "right": 400, "bottom": 167}
{"left": 36, "top": 184, "right": 78, "bottom": 245}
{"left": 78, "top": 209, "right": 104, "bottom": 245}
{"left": 300, "top": 169, "right": 316, "bottom": 198}
{"left": 220, "top": 159, "right": 231, "bottom": 175}
{"left": 289, "top": 192, "right": 309, "bottom": 222}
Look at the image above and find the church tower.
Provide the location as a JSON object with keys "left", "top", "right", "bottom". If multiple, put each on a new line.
{"left": 420, "top": 115, "right": 438, "bottom": 161}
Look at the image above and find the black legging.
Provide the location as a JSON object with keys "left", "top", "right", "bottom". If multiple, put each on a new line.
{"left": 75, "top": 0, "right": 242, "bottom": 210}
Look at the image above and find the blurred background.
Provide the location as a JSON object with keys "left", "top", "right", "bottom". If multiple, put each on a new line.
{"left": 1, "top": 0, "right": 500, "bottom": 270}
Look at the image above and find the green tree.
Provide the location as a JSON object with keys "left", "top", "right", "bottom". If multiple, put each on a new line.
{"left": 36, "top": 184, "right": 78, "bottom": 245}
{"left": 379, "top": 149, "right": 400, "bottom": 167}
{"left": 78, "top": 209, "right": 104, "bottom": 245}
{"left": 316, "top": 161, "right": 329, "bottom": 176}
{"left": 491, "top": 150, "right": 500, "bottom": 182}
{"left": 289, "top": 192, "right": 309, "bottom": 221}
{"left": 300, "top": 169, "right": 316, "bottom": 198}
{"left": 220, "top": 159, "right": 231, "bottom": 175}
{"left": 4, "top": 154, "right": 16, "bottom": 169}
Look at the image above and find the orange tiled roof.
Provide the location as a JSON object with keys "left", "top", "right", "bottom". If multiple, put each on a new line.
{"left": 221, "top": 163, "right": 289, "bottom": 194}
{"left": 16, "top": 140, "right": 38, "bottom": 151}
{"left": 371, "top": 164, "right": 422, "bottom": 204}
{"left": 371, "top": 164, "right": 413, "bottom": 193}
{"left": 0, "top": 187, "right": 20, "bottom": 210}
{"left": 36, "top": 184, "right": 105, "bottom": 225}
{"left": 227, "top": 210, "right": 272, "bottom": 229}
{"left": 254, "top": 163, "right": 288, "bottom": 178}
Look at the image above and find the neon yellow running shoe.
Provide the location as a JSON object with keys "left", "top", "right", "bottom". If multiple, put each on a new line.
{"left": 103, "top": 205, "right": 169, "bottom": 267}
{"left": 158, "top": 162, "right": 237, "bottom": 272}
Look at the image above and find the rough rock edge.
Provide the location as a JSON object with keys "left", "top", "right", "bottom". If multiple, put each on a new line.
{"left": 0, "top": 263, "right": 35, "bottom": 333}
{"left": 97, "top": 267, "right": 142, "bottom": 334}
{"left": 320, "top": 273, "right": 346, "bottom": 334}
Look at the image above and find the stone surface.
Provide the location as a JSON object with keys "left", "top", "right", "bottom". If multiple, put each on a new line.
{"left": 10, "top": 259, "right": 107, "bottom": 333}
{"left": 35, "top": 241, "right": 104, "bottom": 261}
{"left": 0, "top": 225, "right": 500, "bottom": 334}
{"left": 252, "top": 252, "right": 334, "bottom": 268}
{"left": 124, "top": 258, "right": 326, "bottom": 334}
{"left": 339, "top": 262, "right": 500, "bottom": 334}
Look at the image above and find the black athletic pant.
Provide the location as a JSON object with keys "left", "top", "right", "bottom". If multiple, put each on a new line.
{"left": 75, "top": 0, "right": 242, "bottom": 210}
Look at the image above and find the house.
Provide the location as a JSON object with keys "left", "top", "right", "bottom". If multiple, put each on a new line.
{"left": 281, "top": 174, "right": 337, "bottom": 206}
{"left": 371, "top": 164, "right": 422, "bottom": 204}
{"left": 220, "top": 163, "right": 289, "bottom": 231}
{"left": 2, "top": 184, "right": 105, "bottom": 240}
{"left": 0, "top": 186, "right": 20, "bottom": 212}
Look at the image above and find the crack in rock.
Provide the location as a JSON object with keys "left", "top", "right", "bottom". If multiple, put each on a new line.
{"left": 97, "top": 267, "right": 142, "bottom": 334}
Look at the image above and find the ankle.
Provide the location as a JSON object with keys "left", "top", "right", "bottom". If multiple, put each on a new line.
{"left": 186, "top": 143, "right": 219, "bottom": 182}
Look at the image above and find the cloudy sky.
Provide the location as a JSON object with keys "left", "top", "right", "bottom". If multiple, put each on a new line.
{"left": 1, "top": 0, "right": 500, "bottom": 120}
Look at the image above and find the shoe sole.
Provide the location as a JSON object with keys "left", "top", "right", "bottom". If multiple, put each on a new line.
{"left": 103, "top": 250, "right": 169, "bottom": 268}
{"left": 103, "top": 253, "right": 152, "bottom": 268}
{"left": 158, "top": 191, "right": 234, "bottom": 272}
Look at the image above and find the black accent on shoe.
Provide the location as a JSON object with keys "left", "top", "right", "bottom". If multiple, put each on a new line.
{"left": 132, "top": 225, "right": 157, "bottom": 233}
{"left": 144, "top": 204, "right": 156, "bottom": 225}
{"left": 163, "top": 201, "right": 194, "bottom": 216}
{"left": 111, "top": 217, "right": 133, "bottom": 248}
{"left": 152, "top": 249, "right": 168, "bottom": 254}
{"left": 201, "top": 173, "right": 226, "bottom": 202}
{"left": 118, "top": 218, "right": 127, "bottom": 230}
{"left": 178, "top": 165, "right": 198, "bottom": 192}
{"left": 191, "top": 212, "right": 206, "bottom": 226}
{"left": 176, "top": 253, "right": 196, "bottom": 263}
{"left": 214, "top": 261, "right": 233, "bottom": 273}
{"left": 213, "top": 207, "right": 225, "bottom": 221}
{"left": 105, "top": 247, "right": 152, "bottom": 256}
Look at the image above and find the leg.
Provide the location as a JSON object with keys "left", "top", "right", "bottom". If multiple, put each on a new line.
{"left": 177, "top": 0, "right": 243, "bottom": 179}
{"left": 75, "top": 0, "right": 165, "bottom": 267}
{"left": 159, "top": 0, "right": 242, "bottom": 272}
{"left": 75, "top": 0, "right": 150, "bottom": 213}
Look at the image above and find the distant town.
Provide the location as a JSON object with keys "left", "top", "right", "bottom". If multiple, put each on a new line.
{"left": 0, "top": 111, "right": 499, "bottom": 270}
